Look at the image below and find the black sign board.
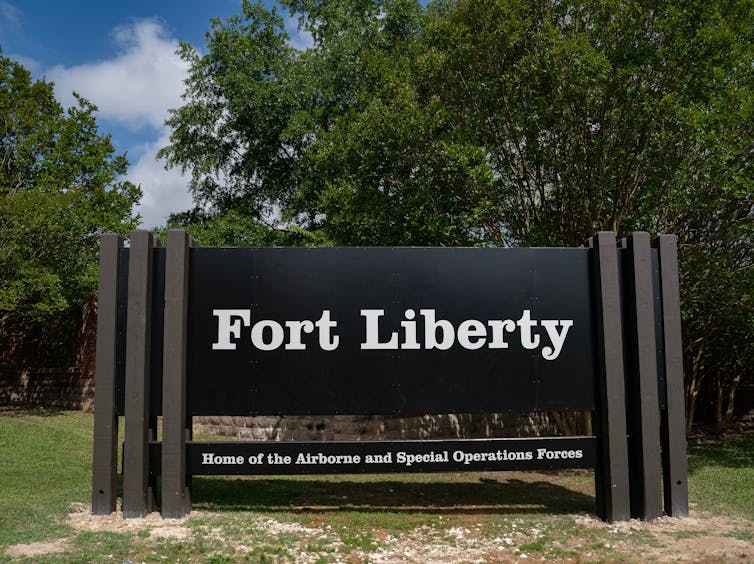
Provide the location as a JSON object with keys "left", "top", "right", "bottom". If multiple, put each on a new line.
{"left": 187, "top": 247, "right": 595, "bottom": 415}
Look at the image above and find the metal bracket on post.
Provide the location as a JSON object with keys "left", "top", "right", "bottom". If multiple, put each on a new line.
{"left": 625, "top": 232, "right": 663, "bottom": 520}
{"left": 655, "top": 235, "right": 689, "bottom": 516}
{"left": 123, "top": 230, "right": 158, "bottom": 518}
{"left": 161, "top": 230, "right": 193, "bottom": 518}
{"left": 590, "top": 232, "right": 631, "bottom": 522}
{"left": 92, "top": 234, "right": 123, "bottom": 515}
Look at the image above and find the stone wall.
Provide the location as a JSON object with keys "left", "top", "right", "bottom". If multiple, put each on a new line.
{"left": 0, "top": 365, "right": 95, "bottom": 411}
{"left": 194, "top": 412, "right": 560, "bottom": 441}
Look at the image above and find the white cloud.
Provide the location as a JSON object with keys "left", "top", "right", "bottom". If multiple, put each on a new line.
{"left": 284, "top": 14, "right": 314, "bottom": 51}
{"left": 42, "top": 19, "right": 194, "bottom": 227}
{"left": 127, "top": 129, "right": 193, "bottom": 229}
{"left": 0, "top": 1, "right": 21, "bottom": 25}
{"left": 46, "top": 19, "right": 189, "bottom": 131}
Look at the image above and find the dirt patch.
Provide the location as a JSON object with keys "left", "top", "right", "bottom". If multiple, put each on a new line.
{"left": 62, "top": 503, "right": 753, "bottom": 562}
{"left": 148, "top": 526, "right": 191, "bottom": 540}
{"left": 66, "top": 502, "right": 191, "bottom": 537}
{"left": 4, "top": 539, "right": 71, "bottom": 558}
{"left": 365, "top": 524, "right": 523, "bottom": 563}
{"left": 575, "top": 511, "right": 754, "bottom": 562}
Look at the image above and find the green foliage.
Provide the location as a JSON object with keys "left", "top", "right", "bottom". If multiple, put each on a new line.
{"left": 161, "top": 1, "right": 753, "bottom": 422}
{"left": 161, "top": 208, "right": 332, "bottom": 247}
{"left": 158, "top": 0, "right": 426, "bottom": 243}
{"left": 0, "top": 55, "right": 139, "bottom": 360}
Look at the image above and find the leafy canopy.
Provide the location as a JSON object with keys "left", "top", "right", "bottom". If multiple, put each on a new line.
{"left": 0, "top": 54, "right": 140, "bottom": 355}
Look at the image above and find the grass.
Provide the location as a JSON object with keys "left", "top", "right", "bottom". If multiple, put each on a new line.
{"left": 0, "top": 410, "right": 92, "bottom": 548}
{"left": 0, "top": 408, "right": 752, "bottom": 562}
{"left": 687, "top": 434, "right": 754, "bottom": 520}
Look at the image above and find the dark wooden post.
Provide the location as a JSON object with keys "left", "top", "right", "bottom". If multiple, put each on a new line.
{"left": 92, "top": 234, "right": 123, "bottom": 515}
{"left": 591, "top": 231, "right": 631, "bottom": 522}
{"left": 161, "top": 230, "right": 193, "bottom": 518}
{"left": 625, "top": 232, "right": 663, "bottom": 520}
{"left": 655, "top": 235, "right": 689, "bottom": 516}
{"left": 123, "top": 230, "right": 158, "bottom": 518}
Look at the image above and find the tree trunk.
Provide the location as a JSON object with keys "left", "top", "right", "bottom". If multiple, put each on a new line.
{"left": 685, "top": 343, "right": 705, "bottom": 434}
{"left": 713, "top": 368, "right": 724, "bottom": 432}
{"left": 686, "top": 382, "right": 698, "bottom": 435}
{"left": 723, "top": 373, "right": 741, "bottom": 428}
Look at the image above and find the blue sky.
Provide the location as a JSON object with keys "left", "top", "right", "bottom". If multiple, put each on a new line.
{"left": 0, "top": 0, "right": 312, "bottom": 228}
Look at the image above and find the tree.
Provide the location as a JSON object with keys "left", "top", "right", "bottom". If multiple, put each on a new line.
{"left": 0, "top": 54, "right": 140, "bottom": 362}
{"left": 161, "top": 0, "right": 753, "bottom": 427}
{"left": 161, "top": 208, "right": 330, "bottom": 247}
{"left": 158, "top": 0, "right": 425, "bottom": 244}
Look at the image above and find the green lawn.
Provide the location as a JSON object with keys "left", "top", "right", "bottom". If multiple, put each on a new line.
{"left": 0, "top": 409, "right": 752, "bottom": 562}
{"left": 0, "top": 411, "right": 93, "bottom": 548}
{"left": 687, "top": 434, "right": 754, "bottom": 520}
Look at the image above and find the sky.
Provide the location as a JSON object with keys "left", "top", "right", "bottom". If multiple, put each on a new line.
{"left": 0, "top": 0, "right": 312, "bottom": 228}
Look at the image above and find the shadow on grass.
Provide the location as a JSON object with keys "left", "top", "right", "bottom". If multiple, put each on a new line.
{"left": 189, "top": 475, "right": 595, "bottom": 515}
{"left": 688, "top": 434, "right": 754, "bottom": 472}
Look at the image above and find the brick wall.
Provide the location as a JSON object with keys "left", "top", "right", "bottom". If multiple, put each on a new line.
{"left": 0, "top": 365, "right": 95, "bottom": 411}
{"left": 0, "top": 301, "right": 97, "bottom": 412}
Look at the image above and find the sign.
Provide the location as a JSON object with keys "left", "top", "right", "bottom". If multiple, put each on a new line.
{"left": 93, "top": 230, "right": 689, "bottom": 524}
{"left": 186, "top": 247, "right": 595, "bottom": 415}
{"left": 147, "top": 437, "right": 597, "bottom": 475}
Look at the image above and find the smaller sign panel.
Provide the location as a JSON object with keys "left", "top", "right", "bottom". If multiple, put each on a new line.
{"left": 148, "top": 437, "right": 596, "bottom": 475}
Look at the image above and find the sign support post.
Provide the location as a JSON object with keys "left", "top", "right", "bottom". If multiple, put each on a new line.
{"left": 625, "top": 232, "right": 663, "bottom": 520}
{"left": 655, "top": 235, "right": 689, "bottom": 516}
{"left": 92, "top": 234, "right": 122, "bottom": 515}
{"left": 591, "top": 231, "right": 631, "bottom": 523}
{"left": 123, "top": 230, "right": 158, "bottom": 518}
{"left": 161, "top": 230, "right": 193, "bottom": 518}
